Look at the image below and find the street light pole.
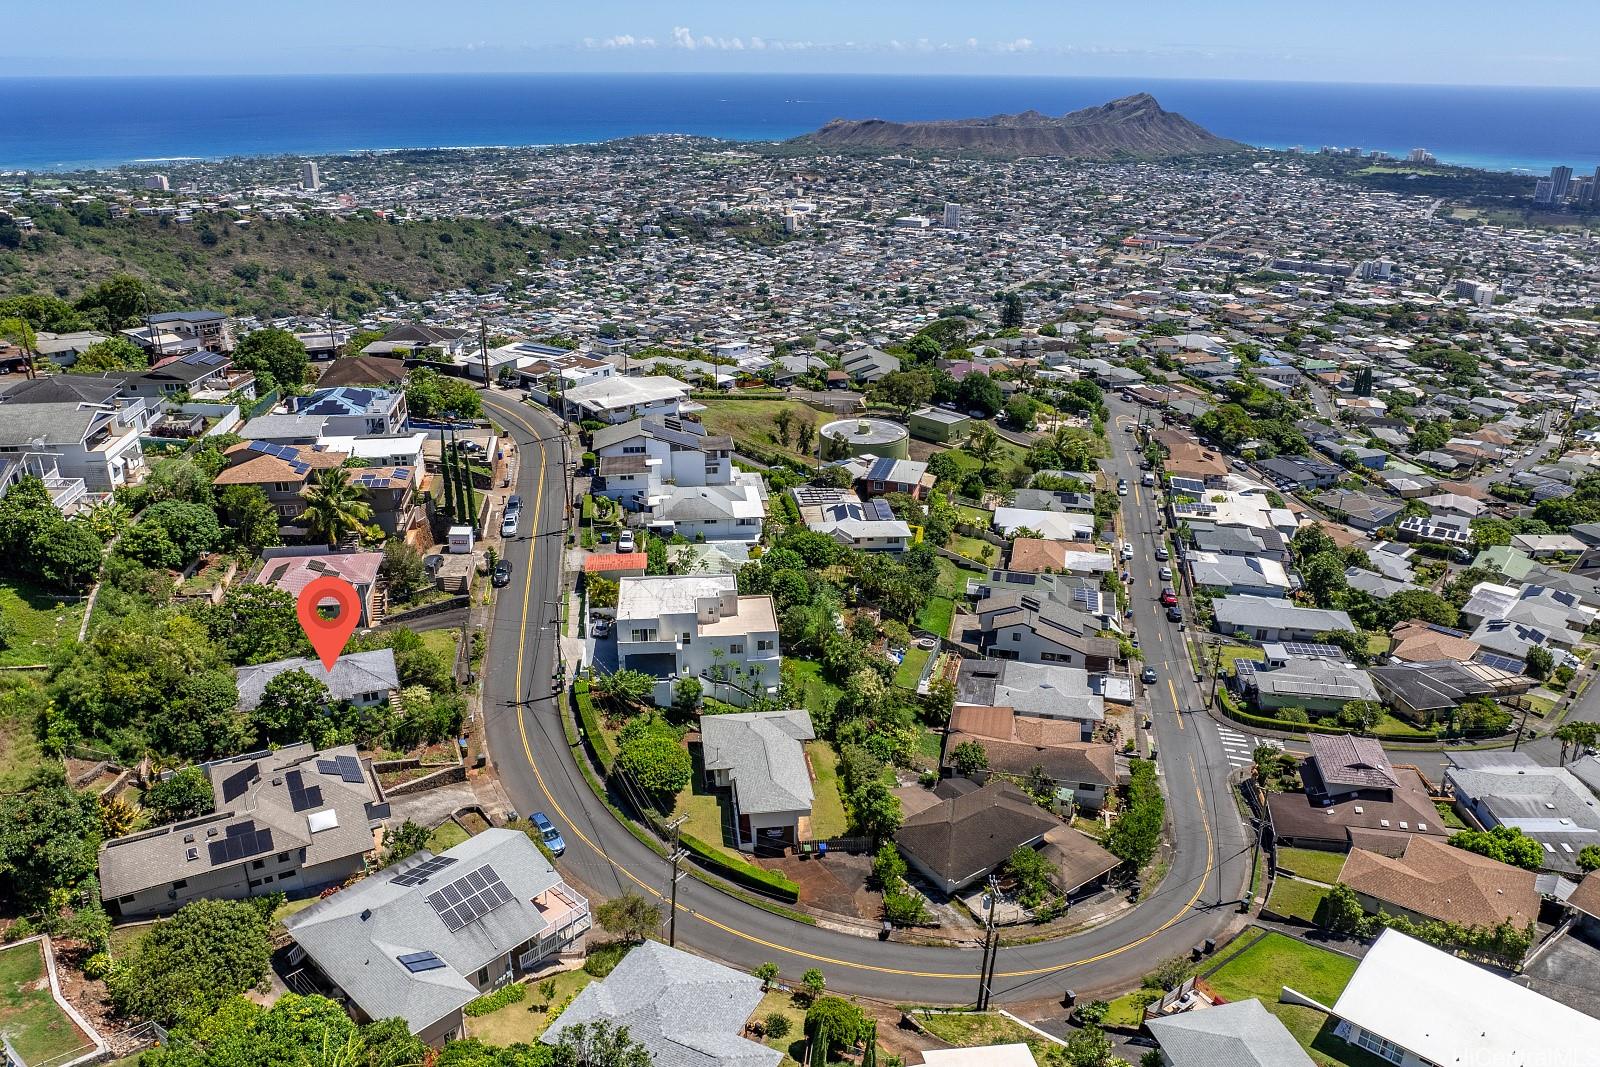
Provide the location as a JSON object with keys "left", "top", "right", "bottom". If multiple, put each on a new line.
{"left": 666, "top": 816, "right": 687, "bottom": 947}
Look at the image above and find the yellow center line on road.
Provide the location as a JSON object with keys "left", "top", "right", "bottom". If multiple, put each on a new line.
{"left": 493, "top": 396, "right": 1217, "bottom": 981}
{"left": 1168, "top": 679, "right": 1184, "bottom": 730}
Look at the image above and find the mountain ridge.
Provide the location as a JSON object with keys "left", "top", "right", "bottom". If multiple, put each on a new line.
{"left": 797, "top": 93, "right": 1243, "bottom": 159}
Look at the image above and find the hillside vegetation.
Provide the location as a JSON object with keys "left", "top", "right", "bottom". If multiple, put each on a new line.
{"left": 0, "top": 208, "right": 585, "bottom": 318}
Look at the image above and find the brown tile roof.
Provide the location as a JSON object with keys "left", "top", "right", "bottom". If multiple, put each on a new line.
{"left": 315, "top": 354, "right": 408, "bottom": 389}
{"left": 1340, "top": 836, "right": 1539, "bottom": 930}
{"left": 1266, "top": 767, "right": 1446, "bottom": 848}
{"left": 214, "top": 442, "right": 347, "bottom": 486}
{"left": 1389, "top": 621, "right": 1481, "bottom": 664}
{"left": 1436, "top": 480, "right": 1491, "bottom": 501}
{"left": 1040, "top": 825, "right": 1121, "bottom": 893}
{"left": 946, "top": 707, "right": 1116, "bottom": 787}
{"left": 1569, "top": 870, "right": 1600, "bottom": 921}
{"left": 1309, "top": 734, "right": 1399, "bottom": 791}
{"left": 1008, "top": 538, "right": 1069, "bottom": 575}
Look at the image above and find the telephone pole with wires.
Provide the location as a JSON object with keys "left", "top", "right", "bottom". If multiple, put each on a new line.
{"left": 665, "top": 816, "right": 688, "bottom": 947}
{"left": 977, "top": 875, "right": 1001, "bottom": 1010}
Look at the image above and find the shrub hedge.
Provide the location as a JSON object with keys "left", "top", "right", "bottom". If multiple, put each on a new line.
{"left": 464, "top": 981, "right": 526, "bottom": 1016}
{"left": 679, "top": 833, "right": 801, "bottom": 902}
{"left": 573, "top": 678, "right": 614, "bottom": 773}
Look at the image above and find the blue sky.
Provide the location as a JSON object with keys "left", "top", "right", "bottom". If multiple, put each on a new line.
{"left": 5, "top": 1, "right": 1596, "bottom": 86}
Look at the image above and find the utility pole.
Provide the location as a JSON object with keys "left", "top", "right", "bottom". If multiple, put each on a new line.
{"left": 1206, "top": 637, "right": 1224, "bottom": 708}
{"left": 666, "top": 816, "right": 688, "bottom": 947}
{"left": 977, "top": 875, "right": 1000, "bottom": 1010}
{"left": 1241, "top": 815, "right": 1266, "bottom": 914}
{"left": 479, "top": 320, "right": 490, "bottom": 388}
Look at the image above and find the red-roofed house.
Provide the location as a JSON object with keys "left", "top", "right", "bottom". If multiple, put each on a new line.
{"left": 255, "top": 550, "right": 385, "bottom": 625}
{"left": 582, "top": 553, "right": 648, "bottom": 579}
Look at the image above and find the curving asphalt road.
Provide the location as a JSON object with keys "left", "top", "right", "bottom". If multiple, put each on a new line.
{"left": 477, "top": 390, "right": 1252, "bottom": 1004}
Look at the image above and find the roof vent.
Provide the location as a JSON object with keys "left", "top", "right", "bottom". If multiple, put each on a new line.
{"left": 206, "top": 828, "right": 219, "bottom": 837}
{"left": 360, "top": 908, "right": 371, "bottom": 921}
{"left": 1354, "top": 805, "right": 1364, "bottom": 814}
{"left": 183, "top": 833, "right": 195, "bottom": 843}
{"left": 185, "top": 848, "right": 198, "bottom": 861}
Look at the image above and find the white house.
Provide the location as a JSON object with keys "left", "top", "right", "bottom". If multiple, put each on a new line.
{"left": 1330, "top": 929, "right": 1600, "bottom": 1067}
{"left": 615, "top": 575, "right": 780, "bottom": 707}
{"left": 992, "top": 506, "right": 1095, "bottom": 542}
{"left": 700, "top": 709, "right": 816, "bottom": 852}
{"left": 560, "top": 376, "right": 689, "bottom": 425}
{"left": 591, "top": 416, "right": 767, "bottom": 542}
{"left": 0, "top": 376, "right": 156, "bottom": 493}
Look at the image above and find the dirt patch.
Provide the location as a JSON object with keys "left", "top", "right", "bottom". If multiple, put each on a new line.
{"left": 766, "top": 850, "right": 881, "bottom": 921}
{"left": 48, "top": 939, "right": 116, "bottom": 1049}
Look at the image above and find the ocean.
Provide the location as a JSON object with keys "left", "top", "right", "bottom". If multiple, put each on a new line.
{"left": 2, "top": 73, "right": 1598, "bottom": 175}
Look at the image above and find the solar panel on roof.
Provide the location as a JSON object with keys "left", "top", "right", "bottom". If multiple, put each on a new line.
{"left": 1476, "top": 651, "right": 1526, "bottom": 673}
{"left": 220, "top": 762, "right": 258, "bottom": 803}
{"left": 285, "top": 769, "right": 324, "bottom": 813}
{"left": 334, "top": 754, "right": 364, "bottom": 783}
{"left": 206, "top": 820, "right": 273, "bottom": 864}
{"left": 425, "top": 864, "right": 513, "bottom": 933}
{"left": 397, "top": 950, "right": 446, "bottom": 972}
{"left": 1278, "top": 641, "right": 1344, "bottom": 659}
{"left": 315, "top": 759, "right": 342, "bottom": 776}
{"left": 390, "top": 855, "right": 458, "bottom": 887}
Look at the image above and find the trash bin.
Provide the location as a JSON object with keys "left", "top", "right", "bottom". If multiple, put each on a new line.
{"left": 1062, "top": 989, "right": 1076, "bottom": 1008}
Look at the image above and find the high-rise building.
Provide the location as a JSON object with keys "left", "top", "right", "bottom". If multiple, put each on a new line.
{"left": 1407, "top": 148, "right": 1436, "bottom": 164}
{"left": 300, "top": 161, "right": 321, "bottom": 191}
{"left": 1576, "top": 177, "right": 1596, "bottom": 209}
{"left": 942, "top": 203, "right": 962, "bottom": 229}
{"left": 143, "top": 174, "right": 169, "bottom": 192}
{"left": 1550, "top": 165, "right": 1573, "bottom": 203}
{"left": 1534, "top": 178, "right": 1556, "bottom": 206}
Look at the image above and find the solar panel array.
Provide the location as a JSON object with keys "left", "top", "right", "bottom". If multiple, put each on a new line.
{"left": 397, "top": 950, "right": 446, "bottom": 973}
{"left": 1423, "top": 622, "right": 1472, "bottom": 639}
{"left": 1475, "top": 650, "right": 1526, "bottom": 673}
{"left": 391, "top": 855, "right": 458, "bottom": 888}
{"left": 285, "top": 769, "right": 324, "bottom": 812}
{"left": 220, "top": 762, "right": 258, "bottom": 803}
{"left": 865, "top": 499, "right": 896, "bottom": 521}
{"left": 1276, "top": 642, "right": 1346, "bottom": 660}
{"left": 246, "top": 440, "right": 312, "bottom": 475}
{"left": 207, "top": 821, "right": 274, "bottom": 865}
{"left": 353, "top": 467, "right": 412, "bottom": 490}
{"left": 315, "top": 755, "right": 365, "bottom": 784}
{"left": 425, "top": 865, "right": 514, "bottom": 932}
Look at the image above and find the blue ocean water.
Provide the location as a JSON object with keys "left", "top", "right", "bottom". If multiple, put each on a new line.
{"left": 1, "top": 73, "right": 1597, "bottom": 174}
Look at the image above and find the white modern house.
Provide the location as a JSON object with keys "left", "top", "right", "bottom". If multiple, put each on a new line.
{"left": 0, "top": 376, "right": 153, "bottom": 493}
{"left": 591, "top": 416, "right": 767, "bottom": 541}
{"left": 797, "top": 490, "right": 911, "bottom": 552}
{"left": 615, "top": 575, "right": 780, "bottom": 707}
{"left": 560, "top": 375, "right": 690, "bottom": 425}
{"left": 1330, "top": 929, "right": 1600, "bottom": 1067}
{"left": 700, "top": 709, "right": 816, "bottom": 852}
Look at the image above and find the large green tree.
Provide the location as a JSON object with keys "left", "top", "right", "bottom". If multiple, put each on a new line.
{"left": 233, "top": 327, "right": 310, "bottom": 389}
{"left": 200, "top": 586, "right": 311, "bottom": 666}
{"left": 406, "top": 366, "right": 483, "bottom": 419}
{"left": 301, "top": 466, "right": 375, "bottom": 547}
{"left": 216, "top": 484, "right": 282, "bottom": 553}
{"left": 1450, "top": 825, "right": 1545, "bottom": 871}
{"left": 250, "top": 669, "right": 332, "bottom": 746}
{"left": 108, "top": 898, "right": 273, "bottom": 1026}
{"left": 69, "top": 336, "right": 148, "bottom": 374}
{"left": 0, "top": 770, "right": 102, "bottom": 910}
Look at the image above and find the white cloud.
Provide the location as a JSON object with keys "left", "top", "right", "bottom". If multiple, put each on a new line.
{"left": 748, "top": 36, "right": 765, "bottom": 50}
{"left": 998, "top": 37, "right": 1034, "bottom": 53}
{"left": 672, "top": 25, "right": 696, "bottom": 49}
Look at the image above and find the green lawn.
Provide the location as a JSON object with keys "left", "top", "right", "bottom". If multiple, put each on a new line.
{"left": 0, "top": 581, "right": 85, "bottom": 667}
{"left": 1202, "top": 929, "right": 1378, "bottom": 1067}
{"left": 695, "top": 398, "right": 826, "bottom": 464}
{"left": 1266, "top": 878, "right": 1331, "bottom": 924}
{"left": 671, "top": 744, "right": 742, "bottom": 862}
{"left": 917, "top": 595, "right": 956, "bottom": 640}
{"left": 466, "top": 969, "right": 592, "bottom": 1047}
{"left": 754, "top": 989, "right": 809, "bottom": 1066}
{"left": 786, "top": 658, "right": 843, "bottom": 719}
{"left": 1373, "top": 712, "right": 1435, "bottom": 741}
{"left": 948, "top": 534, "right": 998, "bottom": 567}
{"left": 418, "top": 628, "right": 459, "bottom": 664}
{"left": 804, "top": 741, "right": 849, "bottom": 840}
{"left": 1277, "top": 848, "right": 1347, "bottom": 886}
{"left": 894, "top": 644, "right": 930, "bottom": 690}
{"left": 916, "top": 1011, "right": 1048, "bottom": 1061}
{"left": 1104, "top": 988, "right": 1160, "bottom": 1028}
{"left": 426, "top": 819, "right": 471, "bottom": 852}
{"left": 1218, "top": 644, "right": 1267, "bottom": 676}
{"left": 0, "top": 690, "right": 43, "bottom": 793}
{"left": 933, "top": 556, "right": 984, "bottom": 600}
{"left": 0, "top": 940, "right": 89, "bottom": 1067}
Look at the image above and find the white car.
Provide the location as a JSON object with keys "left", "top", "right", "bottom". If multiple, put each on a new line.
{"left": 1159, "top": 566, "right": 1173, "bottom": 581}
{"left": 1120, "top": 543, "right": 1135, "bottom": 561}
{"left": 617, "top": 529, "right": 636, "bottom": 553}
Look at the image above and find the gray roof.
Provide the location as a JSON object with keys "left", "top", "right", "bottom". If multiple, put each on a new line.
{"left": 1146, "top": 999, "right": 1315, "bottom": 1067}
{"left": 0, "top": 402, "right": 102, "bottom": 447}
{"left": 238, "top": 412, "right": 330, "bottom": 440}
{"left": 544, "top": 940, "right": 778, "bottom": 1067}
{"left": 699, "top": 710, "right": 815, "bottom": 815}
{"left": 287, "top": 829, "right": 566, "bottom": 1035}
{"left": 235, "top": 649, "right": 400, "bottom": 711}
{"left": 98, "top": 743, "right": 381, "bottom": 899}
{"left": 1213, "top": 595, "right": 1352, "bottom": 634}
{"left": 958, "top": 659, "right": 1105, "bottom": 723}
{"left": 1254, "top": 659, "right": 1379, "bottom": 704}
{"left": 1343, "top": 567, "right": 1417, "bottom": 598}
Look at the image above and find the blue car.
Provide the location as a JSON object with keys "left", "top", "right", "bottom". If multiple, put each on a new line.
{"left": 529, "top": 811, "right": 566, "bottom": 856}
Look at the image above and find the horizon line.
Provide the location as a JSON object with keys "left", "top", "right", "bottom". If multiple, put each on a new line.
{"left": 1, "top": 70, "right": 1598, "bottom": 92}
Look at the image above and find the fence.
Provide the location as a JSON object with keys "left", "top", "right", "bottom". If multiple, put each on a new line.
{"left": 243, "top": 388, "right": 280, "bottom": 419}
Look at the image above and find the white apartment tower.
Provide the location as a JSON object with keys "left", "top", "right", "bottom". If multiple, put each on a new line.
{"left": 144, "top": 174, "right": 169, "bottom": 192}
{"left": 942, "top": 202, "right": 962, "bottom": 229}
{"left": 301, "top": 161, "right": 321, "bottom": 191}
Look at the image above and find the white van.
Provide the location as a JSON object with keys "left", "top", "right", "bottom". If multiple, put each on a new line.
{"left": 1141, "top": 472, "right": 1155, "bottom": 487}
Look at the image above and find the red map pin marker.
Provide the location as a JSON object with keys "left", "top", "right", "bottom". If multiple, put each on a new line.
{"left": 297, "top": 575, "right": 361, "bottom": 671}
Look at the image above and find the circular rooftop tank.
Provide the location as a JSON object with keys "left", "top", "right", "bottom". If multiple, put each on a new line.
{"left": 819, "top": 416, "right": 910, "bottom": 460}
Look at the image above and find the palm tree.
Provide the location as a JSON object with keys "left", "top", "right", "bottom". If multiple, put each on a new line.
{"left": 965, "top": 422, "right": 1002, "bottom": 479}
{"left": 301, "top": 467, "right": 374, "bottom": 547}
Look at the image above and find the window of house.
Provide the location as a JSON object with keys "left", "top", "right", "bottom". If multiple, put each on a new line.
{"left": 278, "top": 853, "right": 289, "bottom": 863}
{"left": 248, "top": 880, "right": 262, "bottom": 889}
{"left": 630, "top": 628, "right": 656, "bottom": 642}
{"left": 476, "top": 967, "right": 489, "bottom": 985}
{"left": 252, "top": 859, "right": 265, "bottom": 869}
{"left": 623, "top": 445, "right": 646, "bottom": 454}
{"left": 1010, "top": 633, "right": 1020, "bottom": 642}
{"left": 1354, "top": 1030, "right": 1404, "bottom": 1065}
{"left": 119, "top": 895, "right": 134, "bottom": 904}
{"left": 261, "top": 874, "right": 273, "bottom": 884}
{"left": 1079, "top": 783, "right": 1098, "bottom": 792}
{"left": 757, "top": 639, "right": 773, "bottom": 651}
{"left": 730, "top": 643, "right": 744, "bottom": 654}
